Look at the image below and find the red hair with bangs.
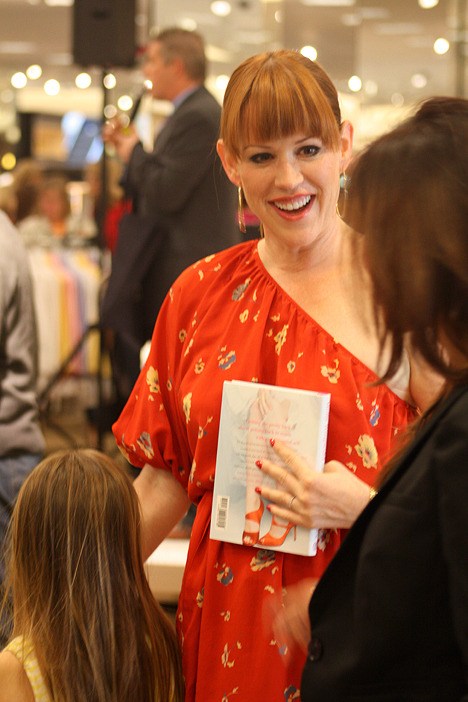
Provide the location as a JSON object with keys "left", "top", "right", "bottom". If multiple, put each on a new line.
{"left": 220, "top": 50, "right": 342, "bottom": 157}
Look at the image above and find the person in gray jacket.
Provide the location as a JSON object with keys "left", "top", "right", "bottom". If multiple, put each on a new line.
{"left": 0, "top": 210, "right": 45, "bottom": 643}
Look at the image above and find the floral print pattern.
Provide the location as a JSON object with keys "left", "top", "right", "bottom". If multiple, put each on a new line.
{"left": 113, "top": 241, "right": 416, "bottom": 702}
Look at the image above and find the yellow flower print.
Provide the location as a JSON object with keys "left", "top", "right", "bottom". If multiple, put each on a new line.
{"left": 287, "top": 360, "right": 296, "bottom": 373}
{"left": 221, "top": 689, "right": 239, "bottom": 701}
{"left": 239, "top": 309, "right": 249, "bottom": 323}
{"left": 184, "top": 338, "right": 194, "bottom": 357}
{"left": 204, "top": 254, "right": 215, "bottom": 262}
{"left": 220, "top": 611, "right": 231, "bottom": 622}
{"left": 274, "top": 324, "right": 289, "bottom": 355}
{"left": 355, "top": 434, "right": 378, "bottom": 469}
{"left": 179, "top": 329, "right": 187, "bottom": 342}
{"left": 221, "top": 643, "right": 235, "bottom": 669}
{"left": 346, "top": 462, "right": 358, "bottom": 473}
{"left": 356, "top": 393, "right": 364, "bottom": 410}
{"left": 146, "top": 366, "right": 159, "bottom": 393}
{"left": 198, "top": 270, "right": 204, "bottom": 280}
{"left": 194, "top": 358, "right": 205, "bottom": 374}
{"left": 253, "top": 310, "right": 260, "bottom": 322}
{"left": 214, "top": 263, "right": 221, "bottom": 272}
{"left": 183, "top": 393, "right": 192, "bottom": 423}
{"left": 321, "top": 359, "right": 341, "bottom": 384}
{"left": 166, "top": 379, "right": 172, "bottom": 391}
{"left": 189, "top": 460, "right": 196, "bottom": 483}
{"left": 196, "top": 588, "right": 204, "bottom": 608}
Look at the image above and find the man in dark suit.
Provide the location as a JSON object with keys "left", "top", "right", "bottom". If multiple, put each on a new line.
{"left": 102, "top": 27, "right": 240, "bottom": 401}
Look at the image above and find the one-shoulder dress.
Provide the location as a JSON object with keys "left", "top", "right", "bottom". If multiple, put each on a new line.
{"left": 113, "top": 241, "right": 415, "bottom": 702}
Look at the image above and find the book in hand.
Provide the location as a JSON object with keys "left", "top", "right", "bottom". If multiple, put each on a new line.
{"left": 210, "top": 380, "right": 330, "bottom": 556}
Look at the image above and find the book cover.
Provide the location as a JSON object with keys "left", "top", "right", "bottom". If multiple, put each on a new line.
{"left": 210, "top": 380, "right": 330, "bottom": 556}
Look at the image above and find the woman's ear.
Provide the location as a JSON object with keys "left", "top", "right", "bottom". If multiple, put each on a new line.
{"left": 217, "top": 139, "right": 241, "bottom": 187}
{"left": 339, "top": 121, "right": 354, "bottom": 172}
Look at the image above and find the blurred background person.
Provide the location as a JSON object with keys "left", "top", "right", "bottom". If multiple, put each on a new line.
{"left": 0, "top": 210, "right": 45, "bottom": 646}
{"left": 101, "top": 26, "right": 240, "bottom": 407}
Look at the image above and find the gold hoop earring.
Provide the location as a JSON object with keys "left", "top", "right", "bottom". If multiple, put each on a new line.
{"left": 237, "top": 186, "right": 246, "bottom": 234}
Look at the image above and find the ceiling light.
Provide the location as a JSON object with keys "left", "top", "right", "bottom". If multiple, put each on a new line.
{"left": 103, "top": 74, "right": 117, "bottom": 89}
{"left": 364, "top": 80, "right": 378, "bottom": 96}
{"left": 76, "top": 72, "right": 92, "bottom": 89}
{"left": 433, "top": 37, "right": 450, "bottom": 55}
{"left": 26, "top": 64, "right": 42, "bottom": 80}
{"left": 215, "top": 74, "right": 230, "bottom": 92}
{"left": 103, "top": 105, "right": 118, "bottom": 120}
{"left": 211, "top": 1, "right": 232, "bottom": 17}
{"left": 301, "top": 0, "right": 355, "bottom": 5}
{"left": 180, "top": 18, "right": 198, "bottom": 31}
{"left": 301, "top": 45, "right": 318, "bottom": 61}
{"left": 11, "top": 72, "right": 27, "bottom": 89}
{"left": 118, "top": 95, "right": 133, "bottom": 112}
{"left": 348, "top": 75, "right": 362, "bottom": 92}
{"left": 411, "top": 73, "right": 427, "bottom": 88}
{"left": 44, "top": 79, "right": 60, "bottom": 96}
{"left": 391, "top": 93, "right": 405, "bottom": 107}
{"left": 418, "top": 0, "right": 439, "bottom": 8}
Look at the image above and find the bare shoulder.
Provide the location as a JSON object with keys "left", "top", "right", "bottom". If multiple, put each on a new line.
{"left": 0, "top": 649, "right": 34, "bottom": 702}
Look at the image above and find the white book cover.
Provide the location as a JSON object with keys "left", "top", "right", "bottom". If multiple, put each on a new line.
{"left": 210, "top": 380, "right": 330, "bottom": 556}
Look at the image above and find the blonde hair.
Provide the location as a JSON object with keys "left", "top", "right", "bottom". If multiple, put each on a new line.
{"left": 220, "top": 49, "right": 342, "bottom": 157}
{"left": 4, "top": 449, "right": 183, "bottom": 702}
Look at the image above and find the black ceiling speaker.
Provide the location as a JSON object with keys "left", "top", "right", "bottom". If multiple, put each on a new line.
{"left": 73, "top": 0, "right": 136, "bottom": 68}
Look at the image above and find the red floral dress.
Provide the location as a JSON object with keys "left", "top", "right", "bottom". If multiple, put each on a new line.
{"left": 113, "top": 241, "right": 415, "bottom": 702}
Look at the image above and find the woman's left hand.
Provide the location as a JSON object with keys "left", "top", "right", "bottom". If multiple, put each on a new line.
{"left": 257, "top": 439, "right": 372, "bottom": 530}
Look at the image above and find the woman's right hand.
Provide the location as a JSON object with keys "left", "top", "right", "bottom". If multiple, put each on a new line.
{"left": 256, "top": 439, "right": 372, "bottom": 530}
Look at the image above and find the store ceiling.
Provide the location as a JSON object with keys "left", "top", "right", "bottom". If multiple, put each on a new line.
{"left": 0, "top": 0, "right": 464, "bottom": 118}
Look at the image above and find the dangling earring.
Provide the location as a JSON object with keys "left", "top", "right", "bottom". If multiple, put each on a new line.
{"left": 237, "top": 186, "right": 246, "bottom": 234}
{"left": 336, "top": 172, "right": 349, "bottom": 220}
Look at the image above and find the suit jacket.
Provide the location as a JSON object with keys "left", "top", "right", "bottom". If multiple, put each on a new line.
{"left": 101, "top": 85, "right": 239, "bottom": 346}
{"left": 301, "top": 384, "right": 468, "bottom": 702}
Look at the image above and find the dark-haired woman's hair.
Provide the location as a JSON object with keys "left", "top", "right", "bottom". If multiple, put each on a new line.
{"left": 345, "top": 96, "right": 468, "bottom": 387}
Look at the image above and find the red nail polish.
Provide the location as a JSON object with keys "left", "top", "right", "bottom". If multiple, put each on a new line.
{"left": 266, "top": 504, "right": 272, "bottom": 512}
{"left": 255, "top": 459, "right": 263, "bottom": 468}
{"left": 269, "top": 438, "right": 275, "bottom": 447}
{"left": 255, "top": 486, "right": 261, "bottom": 494}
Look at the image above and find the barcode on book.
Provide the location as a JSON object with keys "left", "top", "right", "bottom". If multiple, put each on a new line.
{"left": 216, "top": 495, "right": 230, "bottom": 529}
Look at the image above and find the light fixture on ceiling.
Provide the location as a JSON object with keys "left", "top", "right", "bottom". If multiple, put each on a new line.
{"left": 44, "top": 79, "right": 60, "bottom": 96}
{"left": 348, "top": 75, "right": 362, "bottom": 92}
{"left": 211, "top": 1, "right": 232, "bottom": 17}
{"left": 302, "top": 0, "right": 355, "bottom": 6}
{"left": 11, "top": 72, "right": 27, "bottom": 89}
{"left": 26, "top": 65, "right": 42, "bottom": 80}
{"left": 301, "top": 45, "right": 318, "bottom": 61}
{"left": 418, "top": 0, "right": 439, "bottom": 8}
{"left": 433, "top": 37, "right": 450, "bottom": 55}
{"left": 75, "top": 73, "right": 92, "bottom": 90}
{"left": 411, "top": 73, "right": 428, "bottom": 88}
